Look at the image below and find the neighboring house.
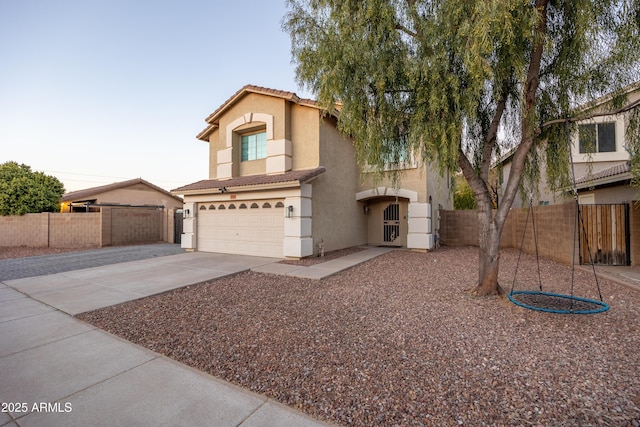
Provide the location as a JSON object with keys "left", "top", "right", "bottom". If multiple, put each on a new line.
{"left": 495, "top": 81, "right": 640, "bottom": 207}
{"left": 172, "top": 85, "right": 452, "bottom": 258}
{"left": 60, "top": 178, "right": 184, "bottom": 212}
{"left": 570, "top": 82, "right": 640, "bottom": 204}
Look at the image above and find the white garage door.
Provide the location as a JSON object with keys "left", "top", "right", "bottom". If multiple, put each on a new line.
{"left": 197, "top": 201, "right": 284, "bottom": 257}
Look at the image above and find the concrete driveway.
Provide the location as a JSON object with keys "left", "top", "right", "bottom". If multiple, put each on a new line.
{"left": 0, "top": 248, "right": 331, "bottom": 427}
{"left": 3, "top": 250, "right": 277, "bottom": 315}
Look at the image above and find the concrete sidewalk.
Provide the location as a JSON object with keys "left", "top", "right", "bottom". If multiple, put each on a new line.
{"left": 252, "top": 247, "right": 394, "bottom": 279}
{"left": 0, "top": 284, "right": 331, "bottom": 427}
{"left": 1, "top": 247, "right": 393, "bottom": 426}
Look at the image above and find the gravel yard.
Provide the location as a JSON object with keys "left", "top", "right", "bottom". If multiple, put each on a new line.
{"left": 77, "top": 247, "right": 640, "bottom": 426}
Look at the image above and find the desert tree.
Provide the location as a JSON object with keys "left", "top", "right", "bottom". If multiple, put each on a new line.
{"left": 285, "top": 0, "right": 640, "bottom": 295}
{"left": 0, "top": 161, "right": 65, "bottom": 216}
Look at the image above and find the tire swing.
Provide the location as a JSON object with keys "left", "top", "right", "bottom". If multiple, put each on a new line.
{"left": 508, "top": 123, "right": 609, "bottom": 314}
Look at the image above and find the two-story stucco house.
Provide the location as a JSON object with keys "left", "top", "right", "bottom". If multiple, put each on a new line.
{"left": 172, "top": 85, "right": 452, "bottom": 258}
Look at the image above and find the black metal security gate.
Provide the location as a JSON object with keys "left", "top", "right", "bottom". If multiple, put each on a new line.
{"left": 383, "top": 203, "right": 400, "bottom": 245}
{"left": 174, "top": 210, "right": 183, "bottom": 244}
{"left": 579, "top": 203, "right": 630, "bottom": 265}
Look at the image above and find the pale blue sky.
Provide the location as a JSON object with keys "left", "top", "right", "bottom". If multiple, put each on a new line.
{"left": 0, "top": 0, "right": 310, "bottom": 192}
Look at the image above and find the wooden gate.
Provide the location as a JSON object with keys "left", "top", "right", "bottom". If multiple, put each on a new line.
{"left": 578, "top": 204, "right": 630, "bottom": 265}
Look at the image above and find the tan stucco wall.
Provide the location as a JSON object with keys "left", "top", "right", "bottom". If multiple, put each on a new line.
{"left": 311, "top": 116, "right": 367, "bottom": 253}
{"left": 290, "top": 103, "right": 320, "bottom": 170}
{"left": 206, "top": 94, "right": 322, "bottom": 178}
{"left": 208, "top": 128, "right": 219, "bottom": 179}
{"left": 580, "top": 186, "right": 639, "bottom": 204}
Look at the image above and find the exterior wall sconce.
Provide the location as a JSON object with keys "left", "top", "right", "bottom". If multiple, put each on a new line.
{"left": 286, "top": 205, "right": 294, "bottom": 218}
{"left": 363, "top": 205, "right": 369, "bottom": 215}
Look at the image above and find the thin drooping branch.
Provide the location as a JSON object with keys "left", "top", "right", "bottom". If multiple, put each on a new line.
{"left": 541, "top": 96, "right": 640, "bottom": 128}
{"left": 395, "top": 23, "right": 417, "bottom": 38}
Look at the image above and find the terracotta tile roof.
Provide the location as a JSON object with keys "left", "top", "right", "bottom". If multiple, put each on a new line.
{"left": 61, "top": 178, "right": 183, "bottom": 203}
{"left": 196, "top": 84, "right": 334, "bottom": 141}
{"left": 171, "top": 167, "right": 326, "bottom": 194}
{"left": 575, "top": 161, "right": 630, "bottom": 186}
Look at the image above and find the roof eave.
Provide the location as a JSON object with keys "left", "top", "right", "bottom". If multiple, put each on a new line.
{"left": 575, "top": 172, "right": 632, "bottom": 190}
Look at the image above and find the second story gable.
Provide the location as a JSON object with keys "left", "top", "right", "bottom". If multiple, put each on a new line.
{"left": 196, "top": 85, "right": 334, "bottom": 180}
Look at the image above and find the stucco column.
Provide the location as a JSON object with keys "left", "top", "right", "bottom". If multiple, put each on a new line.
{"left": 407, "top": 202, "right": 435, "bottom": 250}
{"left": 283, "top": 184, "right": 313, "bottom": 257}
{"left": 181, "top": 202, "right": 196, "bottom": 250}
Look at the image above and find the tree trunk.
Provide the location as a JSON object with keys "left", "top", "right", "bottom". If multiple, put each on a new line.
{"left": 470, "top": 202, "right": 505, "bottom": 296}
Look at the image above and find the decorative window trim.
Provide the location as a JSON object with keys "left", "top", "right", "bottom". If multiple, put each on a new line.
{"left": 226, "top": 113, "right": 274, "bottom": 148}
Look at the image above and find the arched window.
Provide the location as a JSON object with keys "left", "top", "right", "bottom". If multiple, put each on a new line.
{"left": 199, "top": 205, "right": 206, "bottom": 210}
{"left": 218, "top": 204, "right": 226, "bottom": 210}
{"left": 250, "top": 203, "right": 259, "bottom": 209}
{"left": 262, "top": 202, "right": 271, "bottom": 208}
{"left": 239, "top": 203, "right": 247, "bottom": 209}
{"left": 229, "top": 204, "right": 236, "bottom": 209}
{"left": 275, "top": 201, "right": 285, "bottom": 208}
{"left": 209, "top": 204, "right": 216, "bottom": 210}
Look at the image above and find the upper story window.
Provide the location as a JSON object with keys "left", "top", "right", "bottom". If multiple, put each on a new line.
{"left": 579, "top": 122, "right": 616, "bottom": 153}
{"left": 241, "top": 131, "right": 267, "bottom": 161}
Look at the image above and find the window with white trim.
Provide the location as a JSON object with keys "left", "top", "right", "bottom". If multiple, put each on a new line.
{"left": 579, "top": 122, "right": 616, "bottom": 153}
{"left": 241, "top": 131, "right": 267, "bottom": 161}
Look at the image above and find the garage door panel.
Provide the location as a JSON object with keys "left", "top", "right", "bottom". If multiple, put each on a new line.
{"left": 197, "top": 202, "right": 284, "bottom": 257}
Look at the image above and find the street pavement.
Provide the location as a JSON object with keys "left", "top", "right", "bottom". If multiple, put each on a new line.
{"left": 0, "top": 243, "right": 185, "bottom": 281}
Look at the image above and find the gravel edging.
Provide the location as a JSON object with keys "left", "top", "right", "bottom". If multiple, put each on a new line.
{"left": 77, "top": 247, "right": 640, "bottom": 426}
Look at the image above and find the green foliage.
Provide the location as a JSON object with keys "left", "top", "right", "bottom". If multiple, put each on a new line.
{"left": 0, "top": 161, "right": 65, "bottom": 216}
{"left": 453, "top": 176, "right": 477, "bottom": 210}
{"left": 285, "top": 0, "right": 640, "bottom": 289}
{"left": 284, "top": 0, "right": 640, "bottom": 190}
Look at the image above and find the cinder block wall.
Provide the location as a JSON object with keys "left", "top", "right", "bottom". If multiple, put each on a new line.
{"left": 1, "top": 208, "right": 174, "bottom": 248}
{"left": 440, "top": 203, "right": 577, "bottom": 265}
{"left": 0, "top": 213, "right": 49, "bottom": 246}
{"left": 49, "top": 213, "right": 101, "bottom": 247}
{"left": 439, "top": 210, "right": 477, "bottom": 246}
{"left": 110, "top": 208, "right": 163, "bottom": 245}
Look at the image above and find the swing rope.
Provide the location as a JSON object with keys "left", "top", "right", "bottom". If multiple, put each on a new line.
{"left": 510, "top": 135, "right": 543, "bottom": 295}
{"left": 508, "top": 119, "right": 609, "bottom": 314}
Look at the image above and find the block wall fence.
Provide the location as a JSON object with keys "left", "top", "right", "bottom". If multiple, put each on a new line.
{"left": 0, "top": 208, "right": 178, "bottom": 248}
{"left": 440, "top": 202, "right": 640, "bottom": 266}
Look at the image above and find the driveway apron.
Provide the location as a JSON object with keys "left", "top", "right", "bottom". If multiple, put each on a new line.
{"left": 0, "top": 247, "right": 331, "bottom": 426}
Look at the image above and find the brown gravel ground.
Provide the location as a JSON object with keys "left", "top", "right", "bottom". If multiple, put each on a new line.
{"left": 77, "top": 247, "right": 640, "bottom": 427}
{"left": 0, "top": 246, "right": 100, "bottom": 259}
{"left": 279, "top": 247, "right": 365, "bottom": 266}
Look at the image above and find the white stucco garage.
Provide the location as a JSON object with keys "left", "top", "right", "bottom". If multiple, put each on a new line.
{"left": 196, "top": 200, "right": 285, "bottom": 257}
